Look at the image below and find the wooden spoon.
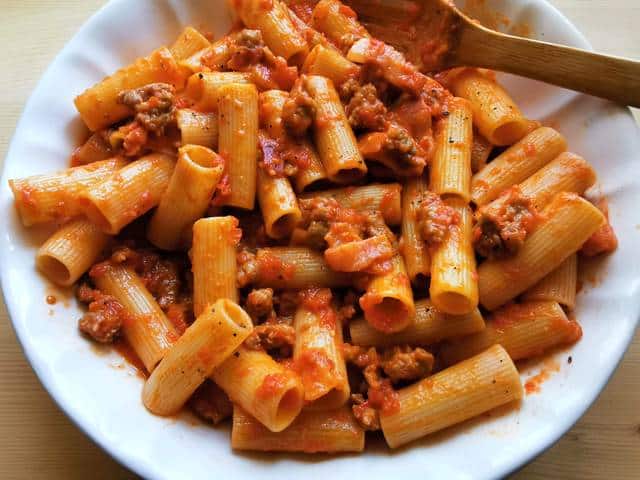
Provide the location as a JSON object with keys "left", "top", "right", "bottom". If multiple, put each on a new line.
{"left": 344, "top": 0, "right": 640, "bottom": 106}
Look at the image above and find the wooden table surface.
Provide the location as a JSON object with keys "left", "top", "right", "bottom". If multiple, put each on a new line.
{"left": 1, "top": 1, "right": 639, "bottom": 478}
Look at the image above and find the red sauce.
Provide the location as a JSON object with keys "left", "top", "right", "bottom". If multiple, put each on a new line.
{"left": 359, "top": 292, "right": 409, "bottom": 334}
{"left": 166, "top": 304, "right": 189, "bottom": 335}
{"left": 294, "top": 348, "right": 336, "bottom": 398}
{"left": 299, "top": 288, "right": 336, "bottom": 329}
{"left": 256, "top": 251, "right": 296, "bottom": 283}
{"left": 523, "top": 142, "right": 537, "bottom": 157}
{"left": 524, "top": 359, "right": 560, "bottom": 395}
{"left": 113, "top": 338, "right": 148, "bottom": 379}
{"left": 581, "top": 199, "right": 617, "bottom": 256}
{"left": 338, "top": 3, "right": 357, "bottom": 18}
{"left": 288, "top": 0, "right": 315, "bottom": 24}
{"left": 367, "top": 378, "right": 400, "bottom": 415}
{"left": 46, "top": 295, "right": 57, "bottom": 305}
{"left": 89, "top": 261, "right": 111, "bottom": 278}
{"left": 256, "top": 372, "right": 288, "bottom": 399}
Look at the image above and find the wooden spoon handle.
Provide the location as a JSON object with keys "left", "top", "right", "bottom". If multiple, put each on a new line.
{"left": 454, "top": 24, "right": 640, "bottom": 107}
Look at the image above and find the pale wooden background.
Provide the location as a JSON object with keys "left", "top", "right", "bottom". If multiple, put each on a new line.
{"left": 0, "top": 1, "right": 638, "bottom": 479}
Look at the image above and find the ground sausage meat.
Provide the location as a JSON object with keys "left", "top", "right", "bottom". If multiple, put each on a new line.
{"left": 345, "top": 83, "right": 388, "bottom": 131}
{"left": 237, "top": 248, "right": 258, "bottom": 288}
{"left": 244, "top": 323, "right": 296, "bottom": 356}
{"left": 76, "top": 283, "right": 126, "bottom": 343}
{"left": 383, "top": 124, "right": 426, "bottom": 175}
{"left": 415, "top": 191, "right": 460, "bottom": 249}
{"left": 245, "top": 288, "right": 275, "bottom": 322}
{"left": 380, "top": 346, "right": 434, "bottom": 383}
{"left": 110, "top": 247, "right": 184, "bottom": 310}
{"left": 188, "top": 380, "right": 233, "bottom": 425}
{"left": 226, "top": 29, "right": 265, "bottom": 70}
{"left": 473, "top": 187, "right": 541, "bottom": 259}
{"left": 580, "top": 199, "right": 618, "bottom": 257}
{"left": 282, "top": 82, "right": 316, "bottom": 137}
{"left": 351, "top": 393, "right": 380, "bottom": 431}
{"left": 117, "top": 82, "right": 176, "bottom": 134}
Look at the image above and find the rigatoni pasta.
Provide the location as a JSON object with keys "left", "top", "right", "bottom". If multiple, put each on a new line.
{"left": 471, "top": 127, "right": 567, "bottom": 205}
{"left": 349, "top": 299, "right": 485, "bottom": 347}
{"left": 304, "top": 75, "right": 367, "bottom": 183}
{"left": 212, "top": 346, "right": 304, "bottom": 432}
{"left": 429, "top": 97, "right": 473, "bottom": 201}
{"left": 143, "top": 299, "right": 252, "bottom": 416}
{"left": 440, "top": 301, "right": 582, "bottom": 366}
{"left": 380, "top": 345, "right": 522, "bottom": 448}
{"left": 13, "top": 0, "right": 619, "bottom": 455}
{"left": 478, "top": 194, "right": 605, "bottom": 310}
{"left": 232, "top": 405, "right": 365, "bottom": 452}
{"left": 92, "top": 264, "right": 178, "bottom": 372}
{"left": 36, "top": 219, "right": 109, "bottom": 286}
{"left": 450, "top": 68, "right": 529, "bottom": 145}
{"left": 217, "top": 83, "right": 259, "bottom": 209}
{"left": 75, "top": 47, "right": 187, "bottom": 131}
{"left": 148, "top": 145, "right": 223, "bottom": 250}
{"left": 9, "top": 158, "right": 125, "bottom": 226}
{"left": 430, "top": 197, "right": 478, "bottom": 315}
{"left": 192, "top": 217, "right": 240, "bottom": 316}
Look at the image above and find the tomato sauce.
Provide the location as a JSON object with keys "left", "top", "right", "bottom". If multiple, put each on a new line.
{"left": 256, "top": 251, "right": 296, "bottom": 283}
{"left": 256, "top": 372, "right": 288, "bottom": 399}
{"left": 113, "top": 338, "right": 148, "bottom": 379}
{"left": 367, "top": 379, "right": 400, "bottom": 416}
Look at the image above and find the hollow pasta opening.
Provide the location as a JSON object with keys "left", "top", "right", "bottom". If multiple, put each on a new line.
{"left": 36, "top": 255, "right": 71, "bottom": 285}
{"left": 270, "top": 213, "right": 298, "bottom": 239}
{"left": 435, "top": 292, "right": 473, "bottom": 316}
{"left": 492, "top": 120, "right": 529, "bottom": 146}
{"left": 274, "top": 387, "right": 304, "bottom": 430}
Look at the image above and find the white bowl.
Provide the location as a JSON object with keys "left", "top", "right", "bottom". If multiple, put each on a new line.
{"left": 1, "top": 0, "right": 639, "bottom": 478}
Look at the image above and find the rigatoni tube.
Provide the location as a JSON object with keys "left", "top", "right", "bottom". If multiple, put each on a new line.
{"left": 312, "top": 0, "right": 370, "bottom": 52}
{"left": 169, "top": 26, "right": 211, "bottom": 61}
{"left": 74, "top": 48, "right": 186, "bottom": 131}
{"left": 349, "top": 299, "right": 485, "bottom": 347}
{"left": 429, "top": 98, "right": 473, "bottom": 201}
{"left": 148, "top": 145, "right": 223, "bottom": 250}
{"left": 92, "top": 265, "right": 178, "bottom": 372}
{"left": 257, "top": 168, "right": 302, "bottom": 239}
{"left": 301, "top": 183, "right": 402, "bottom": 226}
{"left": 254, "top": 247, "right": 352, "bottom": 289}
{"left": 380, "top": 344, "right": 522, "bottom": 448}
{"left": 430, "top": 197, "right": 478, "bottom": 315}
{"left": 142, "top": 299, "right": 252, "bottom": 416}
{"left": 192, "top": 217, "right": 240, "bottom": 316}
{"left": 304, "top": 75, "right": 367, "bottom": 183}
{"left": 478, "top": 193, "right": 605, "bottom": 310}
{"left": 471, "top": 127, "right": 567, "bottom": 206}
{"left": 522, "top": 254, "right": 578, "bottom": 310}
{"left": 360, "top": 255, "right": 415, "bottom": 333}
{"left": 440, "top": 301, "right": 582, "bottom": 366}
{"left": 449, "top": 69, "right": 529, "bottom": 145}
{"left": 9, "top": 158, "right": 125, "bottom": 227}
{"left": 218, "top": 83, "right": 259, "bottom": 209}
{"left": 293, "top": 289, "right": 350, "bottom": 409}
{"left": 176, "top": 109, "right": 218, "bottom": 148}
{"left": 302, "top": 44, "right": 360, "bottom": 86}
{"left": 401, "top": 175, "right": 430, "bottom": 282}
{"left": 212, "top": 346, "right": 304, "bottom": 432}
{"left": 232, "top": 405, "right": 364, "bottom": 453}
{"left": 235, "top": 0, "right": 309, "bottom": 63}
{"left": 79, "top": 153, "right": 175, "bottom": 234}
{"left": 36, "top": 219, "right": 109, "bottom": 286}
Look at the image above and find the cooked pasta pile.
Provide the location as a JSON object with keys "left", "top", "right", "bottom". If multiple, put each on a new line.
{"left": 9, "top": 0, "right": 617, "bottom": 453}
